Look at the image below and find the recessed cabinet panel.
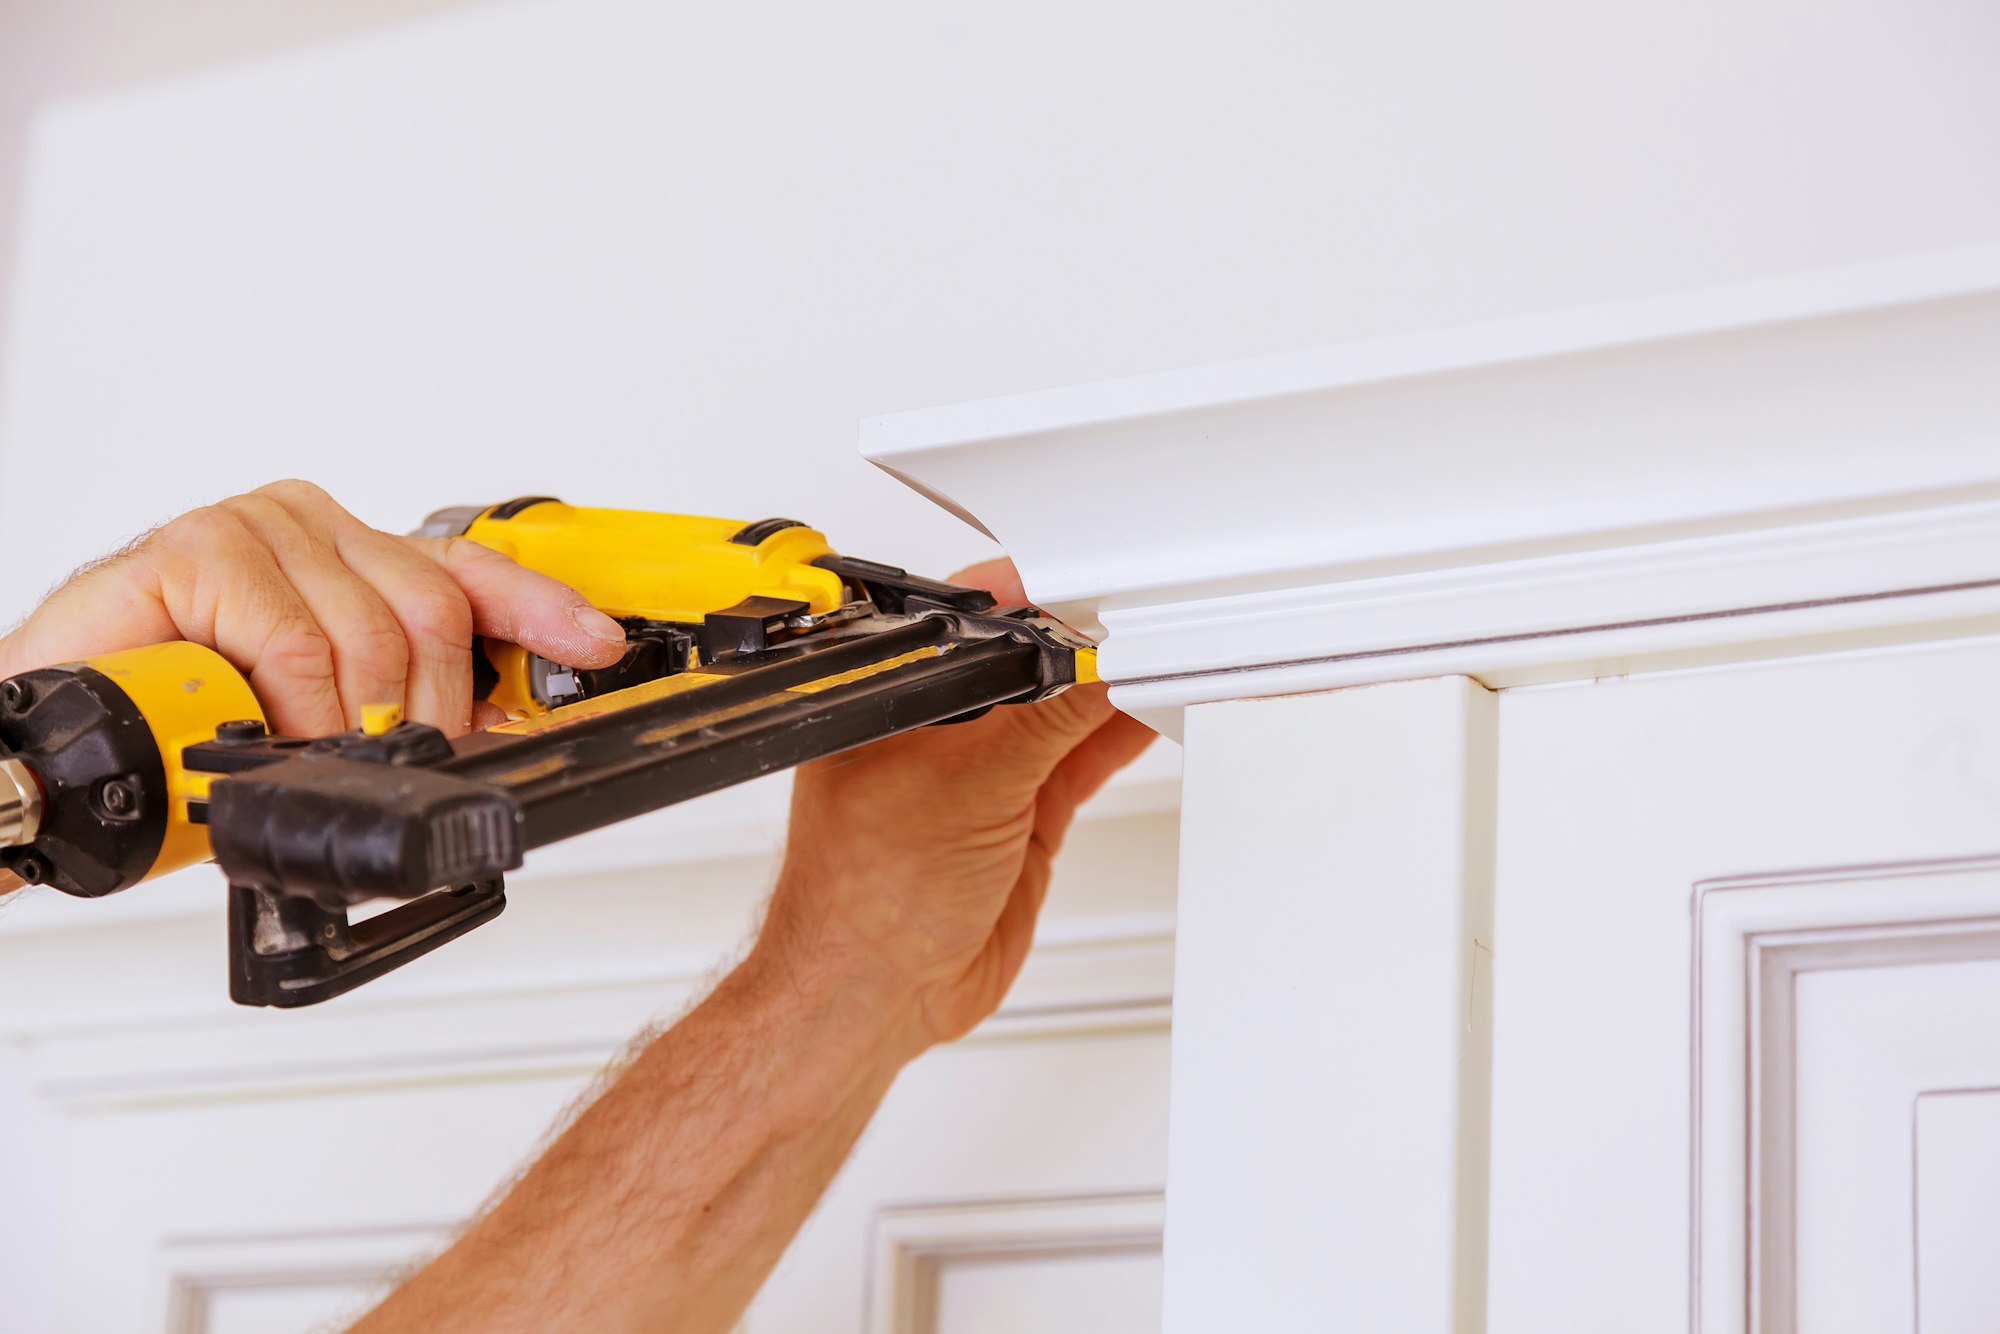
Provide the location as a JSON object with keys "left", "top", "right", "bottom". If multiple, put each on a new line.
{"left": 1793, "top": 951, "right": 2000, "bottom": 1334}
{"left": 933, "top": 1250, "right": 1163, "bottom": 1334}
{"left": 197, "top": 1285, "right": 384, "bottom": 1334}
{"left": 1915, "top": 1088, "right": 2000, "bottom": 1334}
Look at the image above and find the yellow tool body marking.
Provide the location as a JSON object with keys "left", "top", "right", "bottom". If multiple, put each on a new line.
{"left": 360, "top": 702, "right": 404, "bottom": 736}
{"left": 491, "top": 754, "right": 572, "bottom": 787}
{"left": 493, "top": 642, "right": 954, "bottom": 751}
{"left": 633, "top": 644, "right": 953, "bottom": 746}
{"left": 784, "top": 644, "right": 949, "bottom": 695}
{"left": 636, "top": 700, "right": 782, "bottom": 748}
{"left": 81, "top": 642, "right": 263, "bottom": 880}
{"left": 487, "top": 670, "right": 726, "bottom": 737}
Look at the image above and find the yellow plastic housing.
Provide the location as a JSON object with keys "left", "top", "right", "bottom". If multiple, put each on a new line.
{"left": 81, "top": 641, "right": 263, "bottom": 881}
{"left": 465, "top": 503, "right": 848, "bottom": 719}
{"left": 463, "top": 503, "right": 844, "bottom": 623}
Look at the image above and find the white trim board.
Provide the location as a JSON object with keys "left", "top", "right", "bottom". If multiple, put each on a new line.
{"left": 863, "top": 243, "right": 2000, "bottom": 726}
{"left": 861, "top": 245, "right": 2000, "bottom": 462}
{"left": 13, "top": 924, "right": 1175, "bottom": 1110}
{"left": 151, "top": 1223, "right": 449, "bottom": 1334}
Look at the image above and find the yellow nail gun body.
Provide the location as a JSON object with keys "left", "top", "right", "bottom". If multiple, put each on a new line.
{"left": 0, "top": 500, "right": 1094, "bottom": 1007}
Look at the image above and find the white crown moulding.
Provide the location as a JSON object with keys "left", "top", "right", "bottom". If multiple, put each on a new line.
{"left": 861, "top": 243, "right": 2000, "bottom": 735}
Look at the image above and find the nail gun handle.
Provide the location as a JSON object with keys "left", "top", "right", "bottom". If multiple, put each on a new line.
{"left": 228, "top": 878, "right": 506, "bottom": 1008}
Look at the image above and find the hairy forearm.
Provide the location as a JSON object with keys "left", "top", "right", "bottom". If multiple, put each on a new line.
{"left": 352, "top": 913, "right": 924, "bottom": 1334}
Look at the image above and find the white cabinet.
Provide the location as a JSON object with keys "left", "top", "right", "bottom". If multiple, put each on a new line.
{"left": 872, "top": 245, "right": 2000, "bottom": 1331}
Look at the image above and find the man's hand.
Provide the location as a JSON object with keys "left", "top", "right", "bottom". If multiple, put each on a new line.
{"left": 0, "top": 480, "right": 626, "bottom": 737}
{"left": 354, "top": 558, "right": 1153, "bottom": 1334}
{"left": 761, "top": 557, "right": 1155, "bottom": 1053}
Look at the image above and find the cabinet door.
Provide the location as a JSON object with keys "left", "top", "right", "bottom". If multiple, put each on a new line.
{"left": 1487, "top": 638, "right": 2000, "bottom": 1334}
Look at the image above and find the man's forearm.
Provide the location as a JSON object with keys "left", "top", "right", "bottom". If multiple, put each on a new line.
{"left": 352, "top": 901, "right": 925, "bottom": 1334}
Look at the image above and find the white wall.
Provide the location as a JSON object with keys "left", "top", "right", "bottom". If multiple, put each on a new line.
{"left": 0, "top": 0, "right": 484, "bottom": 346}
{"left": 5, "top": 0, "right": 1999, "bottom": 609}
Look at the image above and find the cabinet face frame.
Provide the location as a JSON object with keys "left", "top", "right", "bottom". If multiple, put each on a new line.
{"left": 1165, "top": 678, "right": 1497, "bottom": 1334}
